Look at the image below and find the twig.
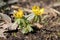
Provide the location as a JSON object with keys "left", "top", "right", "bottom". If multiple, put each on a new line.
{"left": 23, "top": 8, "right": 32, "bottom": 13}
{"left": 46, "top": 7, "right": 60, "bottom": 15}
{"left": 49, "top": 2, "right": 60, "bottom": 7}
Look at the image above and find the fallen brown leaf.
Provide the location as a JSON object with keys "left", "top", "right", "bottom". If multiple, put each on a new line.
{"left": 33, "top": 23, "right": 43, "bottom": 29}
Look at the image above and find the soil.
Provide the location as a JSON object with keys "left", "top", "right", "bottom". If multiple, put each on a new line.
{"left": 0, "top": 0, "right": 60, "bottom": 40}
{"left": 1, "top": 24, "right": 60, "bottom": 40}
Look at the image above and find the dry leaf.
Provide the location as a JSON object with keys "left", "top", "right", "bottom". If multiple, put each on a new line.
{"left": 0, "top": 23, "right": 12, "bottom": 30}
{"left": 33, "top": 23, "right": 43, "bottom": 29}
{"left": 0, "top": 13, "right": 11, "bottom": 23}
{"left": 8, "top": 22, "right": 18, "bottom": 30}
{"left": 0, "top": 29, "right": 6, "bottom": 38}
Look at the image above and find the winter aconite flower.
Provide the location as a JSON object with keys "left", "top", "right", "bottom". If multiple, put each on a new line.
{"left": 13, "top": 9, "right": 24, "bottom": 19}
{"left": 13, "top": 9, "right": 33, "bottom": 34}
{"left": 32, "top": 5, "right": 44, "bottom": 16}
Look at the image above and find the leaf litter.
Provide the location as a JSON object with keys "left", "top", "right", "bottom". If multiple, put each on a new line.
{"left": 0, "top": 0, "right": 60, "bottom": 40}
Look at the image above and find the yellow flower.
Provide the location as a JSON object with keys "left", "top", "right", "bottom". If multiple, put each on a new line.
{"left": 39, "top": 8, "right": 44, "bottom": 15}
{"left": 32, "top": 5, "right": 44, "bottom": 16}
{"left": 13, "top": 9, "right": 24, "bottom": 19}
